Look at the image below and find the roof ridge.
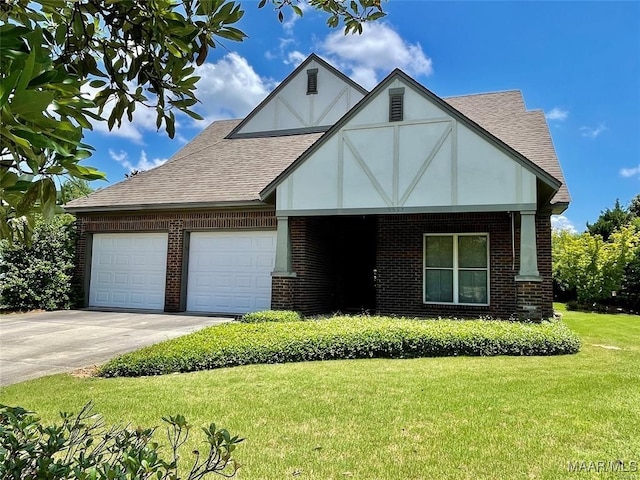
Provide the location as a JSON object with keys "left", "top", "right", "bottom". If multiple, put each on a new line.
{"left": 162, "top": 119, "right": 241, "bottom": 165}
{"left": 444, "top": 89, "right": 522, "bottom": 99}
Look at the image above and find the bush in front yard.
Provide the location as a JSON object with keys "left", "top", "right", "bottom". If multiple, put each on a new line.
{"left": 0, "top": 402, "right": 242, "bottom": 479}
{"left": 99, "top": 316, "right": 581, "bottom": 378}
{"left": 240, "top": 310, "right": 303, "bottom": 323}
{"left": 0, "top": 215, "right": 77, "bottom": 311}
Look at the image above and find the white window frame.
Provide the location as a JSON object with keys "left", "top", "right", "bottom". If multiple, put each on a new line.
{"left": 423, "top": 233, "right": 490, "bottom": 306}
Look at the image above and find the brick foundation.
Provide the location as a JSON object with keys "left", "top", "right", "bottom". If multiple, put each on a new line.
{"left": 271, "top": 275, "right": 296, "bottom": 310}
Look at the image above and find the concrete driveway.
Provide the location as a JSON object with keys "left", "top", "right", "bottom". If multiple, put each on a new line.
{"left": 0, "top": 310, "right": 230, "bottom": 386}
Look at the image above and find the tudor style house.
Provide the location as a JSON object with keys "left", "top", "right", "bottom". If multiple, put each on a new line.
{"left": 66, "top": 54, "right": 570, "bottom": 320}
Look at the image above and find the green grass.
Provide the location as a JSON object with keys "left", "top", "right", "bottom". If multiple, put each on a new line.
{"left": 1, "top": 306, "right": 638, "bottom": 479}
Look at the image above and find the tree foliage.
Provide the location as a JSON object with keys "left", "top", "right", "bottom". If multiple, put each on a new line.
{"left": 586, "top": 199, "right": 632, "bottom": 241}
{"left": 553, "top": 224, "right": 640, "bottom": 305}
{"left": 58, "top": 178, "right": 93, "bottom": 204}
{"left": 553, "top": 197, "right": 640, "bottom": 309}
{"left": 629, "top": 193, "right": 640, "bottom": 218}
{"left": 0, "top": 0, "right": 386, "bottom": 243}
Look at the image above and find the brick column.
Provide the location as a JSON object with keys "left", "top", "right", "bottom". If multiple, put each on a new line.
{"left": 515, "top": 214, "right": 553, "bottom": 320}
{"left": 164, "top": 219, "right": 184, "bottom": 312}
{"left": 271, "top": 275, "right": 295, "bottom": 310}
{"left": 72, "top": 217, "right": 89, "bottom": 307}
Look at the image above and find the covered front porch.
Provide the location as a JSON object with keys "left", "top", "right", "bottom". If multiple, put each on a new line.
{"left": 272, "top": 215, "right": 377, "bottom": 315}
{"left": 271, "top": 212, "right": 553, "bottom": 319}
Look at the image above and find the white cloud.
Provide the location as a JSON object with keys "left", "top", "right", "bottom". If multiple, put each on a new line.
{"left": 266, "top": 38, "right": 306, "bottom": 67}
{"left": 620, "top": 163, "right": 640, "bottom": 179}
{"left": 281, "top": 1, "right": 311, "bottom": 33}
{"left": 285, "top": 50, "right": 307, "bottom": 67}
{"left": 321, "top": 23, "right": 433, "bottom": 89}
{"left": 109, "top": 149, "right": 167, "bottom": 172}
{"left": 551, "top": 215, "right": 578, "bottom": 234}
{"left": 192, "top": 53, "right": 276, "bottom": 123}
{"left": 580, "top": 122, "right": 607, "bottom": 139}
{"left": 545, "top": 107, "right": 568, "bottom": 121}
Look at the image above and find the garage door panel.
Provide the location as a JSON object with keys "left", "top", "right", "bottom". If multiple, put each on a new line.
{"left": 187, "top": 231, "right": 276, "bottom": 314}
{"left": 97, "top": 254, "right": 112, "bottom": 266}
{"left": 90, "top": 233, "right": 168, "bottom": 310}
{"left": 236, "top": 256, "right": 253, "bottom": 267}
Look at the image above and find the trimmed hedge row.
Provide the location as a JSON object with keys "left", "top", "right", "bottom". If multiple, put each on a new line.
{"left": 99, "top": 316, "right": 581, "bottom": 378}
{"left": 239, "top": 310, "right": 303, "bottom": 323}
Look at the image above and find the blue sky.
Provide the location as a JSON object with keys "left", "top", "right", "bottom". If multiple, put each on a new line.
{"left": 82, "top": 1, "right": 640, "bottom": 232}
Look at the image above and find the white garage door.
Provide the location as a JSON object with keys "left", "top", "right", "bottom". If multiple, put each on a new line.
{"left": 90, "top": 233, "right": 168, "bottom": 309}
{"left": 187, "top": 230, "right": 276, "bottom": 314}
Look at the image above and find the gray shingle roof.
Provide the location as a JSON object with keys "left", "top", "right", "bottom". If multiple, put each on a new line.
{"left": 66, "top": 90, "right": 569, "bottom": 212}
{"left": 66, "top": 120, "right": 323, "bottom": 211}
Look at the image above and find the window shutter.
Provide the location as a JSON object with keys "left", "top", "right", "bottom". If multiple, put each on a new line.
{"left": 307, "top": 69, "right": 318, "bottom": 94}
{"left": 389, "top": 88, "right": 404, "bottom": 122}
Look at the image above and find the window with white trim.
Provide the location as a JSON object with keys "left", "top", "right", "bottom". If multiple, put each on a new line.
{"left": 424, "top": 234, "right": 489, "bottom": 305}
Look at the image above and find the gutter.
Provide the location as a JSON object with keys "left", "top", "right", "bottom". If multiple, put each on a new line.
{"left": 64, "top": 200, "right": 273, "bottom": 214}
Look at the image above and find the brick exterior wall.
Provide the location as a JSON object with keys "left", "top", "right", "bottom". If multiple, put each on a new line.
{"left": 288, "top": 216, "right": 336, "bottom": 315}
{"left": 75, "top": 210, "right": 276, "bottom": 312}
{"left": 376, "top": 212, "right": 519, "bottom": 319}
{"left": 76, "top": 209, "right": 553, "bottom": 319}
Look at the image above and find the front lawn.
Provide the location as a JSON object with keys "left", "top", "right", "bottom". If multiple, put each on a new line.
{"left": 1, "top": 307, "right": 638, "bottom": 479}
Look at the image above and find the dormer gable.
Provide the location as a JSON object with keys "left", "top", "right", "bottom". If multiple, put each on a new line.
{"left": 227, "top": 54, "right": 367, "bottom": 139}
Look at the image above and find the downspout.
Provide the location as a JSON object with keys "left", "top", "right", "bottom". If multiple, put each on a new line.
{"left": 510, "top": 212, "right": 515, "bottom": 271}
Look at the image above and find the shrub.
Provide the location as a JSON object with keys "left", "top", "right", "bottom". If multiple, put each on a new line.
{"left": 0, "top": 402, "right": 242, "bottom": 479}
{"left": 99, "top": 316, "right": 581, "bottom": 377}
{"left": 0, "top": 214, "right": 77, "bottom": 311}
{"left": 240, "top": 310, "right": 303, "bottom": 323}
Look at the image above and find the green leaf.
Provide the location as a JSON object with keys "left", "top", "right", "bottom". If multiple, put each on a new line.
{"left": 11, "top": 89, "right": 55, "bottom": 118}
{"left": 0, "top": 171, "right": 19, "bottom": 189}
{"left": 16, "top": 180, "right": 43, "bottom": 216}
{"left": 89, "top": 79, "right": 107, "bottom": 88}
{"left": 15, "top": 30, "right": 39, "bottom": 93}
{"left": 41, "top": 177, "right": 57, "bottom": 220}
{"left": 0, "top": 70, "right": 22, "bottom": 108}
{"left": 11, "top": 127, "right": 54, "bottom": 149}
{"left": 27, "top": 69, "right": 59, "bottom": 88}
{"left": 181, "top": 109, "right": 204, "bottom": 121}
{"left": 54, "top": 23, "right": 67, "bottom": 45}
{"left": 166, "top": 111, "right": 175, "bottom": 139}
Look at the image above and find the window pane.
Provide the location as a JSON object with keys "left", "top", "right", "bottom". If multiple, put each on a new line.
{"left": 425, "top": 236, "right": 453, "bottom": 268}
{"left": 458, "top": 236, "right": 487, "bottom": 268}
{"left": 458, "top": 270, "right": 488, "bottom": 304}
{"left": 425, "top": 269, "right": 453, "bottom": 302}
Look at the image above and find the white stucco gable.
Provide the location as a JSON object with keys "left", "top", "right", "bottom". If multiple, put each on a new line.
{"left": 228, "top": 54, "right": 367, "bottom": 138}
{"left": 264, "top": 70, "right": 561, "bottom": 216}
